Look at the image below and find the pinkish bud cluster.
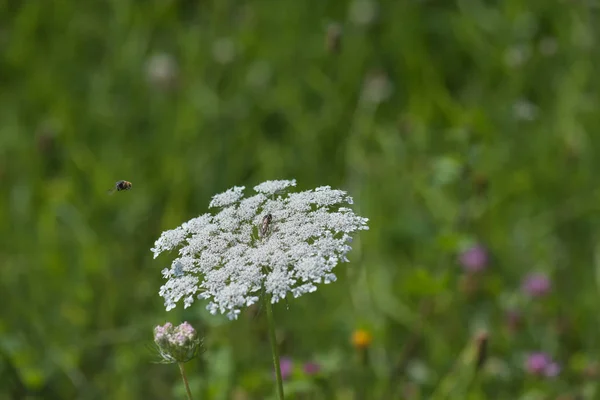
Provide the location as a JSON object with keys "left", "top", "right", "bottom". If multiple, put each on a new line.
{"left": 525, "top": 352, "right": 560, "bottom": 378}
{"left": 522, "top": 273, "right": 551, "bottom": 298}
{"left": 458, "top": 244, "right": 489, "bottom": 273}
{"left": 153, "top": 321, "right": 201, "bottom": 363}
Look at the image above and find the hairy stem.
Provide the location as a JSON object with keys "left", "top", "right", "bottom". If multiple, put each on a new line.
{"left": 178, "top": 362, "right": 194, "bottom": 400}
{"left": 265, "top": 295, "right": 285, "bottom": 399}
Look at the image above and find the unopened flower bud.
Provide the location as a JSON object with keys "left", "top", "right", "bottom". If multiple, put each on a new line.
{"left": 303, "top": 361, "right": 321, "bottom": 375}
{"left": 474, "top": 332, "right": 488, "bottom": 372}
{"left": 153, "top": 321, "right": 201, "bottom": 364}
{"left": 325, "top": 23, "right": 343, "bottom": 54}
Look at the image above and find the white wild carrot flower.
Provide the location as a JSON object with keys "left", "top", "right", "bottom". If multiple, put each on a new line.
{"left": 151, "top": 179, "right": 369, "bottom": 320}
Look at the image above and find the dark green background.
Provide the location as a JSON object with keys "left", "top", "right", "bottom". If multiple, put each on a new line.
{"left": 2, "top": 0, "right": 599, "bottom": 399}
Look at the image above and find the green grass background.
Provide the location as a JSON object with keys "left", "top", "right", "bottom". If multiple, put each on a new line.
{"left": 1, "top": 0, "right": 599, "bottom": 399}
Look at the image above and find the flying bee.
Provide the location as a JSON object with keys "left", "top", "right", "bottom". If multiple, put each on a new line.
{"left": 259, "top": 213, "right": 273, "bottom": 238}
{"left": 107, "top": 180, "right": 132, "bottom": 194}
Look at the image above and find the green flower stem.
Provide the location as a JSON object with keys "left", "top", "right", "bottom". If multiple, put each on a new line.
{"left": 357, "top": 348, "right": 368, "bottom": 400}
{"left": 178, "top": 362, "right": 194, "bottom": 400}
{"left": 265, "top": 294, "right": 285, "bottom": 400}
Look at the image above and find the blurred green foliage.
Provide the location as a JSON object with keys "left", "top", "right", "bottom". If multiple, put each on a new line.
{"left": 1, "top": 0, "right": 600, "bottom": 399}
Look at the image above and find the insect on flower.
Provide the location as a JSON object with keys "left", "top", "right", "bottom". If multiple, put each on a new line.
{"left": 108, "top": 180, "right": 132, "bottom": 194}
{"left": 259, "top": 213, "right": 273, "bottom": 238}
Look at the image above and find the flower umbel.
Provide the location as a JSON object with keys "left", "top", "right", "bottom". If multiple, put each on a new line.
{"left": 153, "top": 321, "right": 201, "bottom": 364}
{"left": 152, "top": 180, "right": 369, "bottom": 319}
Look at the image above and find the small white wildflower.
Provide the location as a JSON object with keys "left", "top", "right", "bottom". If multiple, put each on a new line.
{"left": 504, "top": 45, "right": 530, "bottom": 69}
{"left": 512, "top": 99, "right": 538, "bottom": 121}
{"left": 361, "top": 71, "right": 393, "bottom": 105}
{"left": 145, "top": 52, "right": 179, "bottom": 90}
{"left": 349, "top": 0, "right": 379, "bottom": 26}
{"left": 152, "top": 179, "right": 369, "bottom": 320}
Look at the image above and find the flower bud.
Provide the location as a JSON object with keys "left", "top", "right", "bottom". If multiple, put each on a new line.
{"left": 474, "top": 332, "right": 489, "bottom": 372}
{"left": 303, "top": 361, "right": 321, "bottom": 375}
{"left": 153, "top": 321, "right": 201, "bottom": 363}
{"left": 325, "top": 23, "right": 343, "bottom": 54}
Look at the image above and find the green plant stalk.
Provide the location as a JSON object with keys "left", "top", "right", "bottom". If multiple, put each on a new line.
{"left": 430, "top": 336, "right": 479, "bottom": 400}
{"left": 178, "top": 362, "right": 194, "bottom": 400}
{"left": 265, "top": 294, "right": 285, "bottom": 400}
{"left": 357, "top": 348, "right": 368, "bottom": 400}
